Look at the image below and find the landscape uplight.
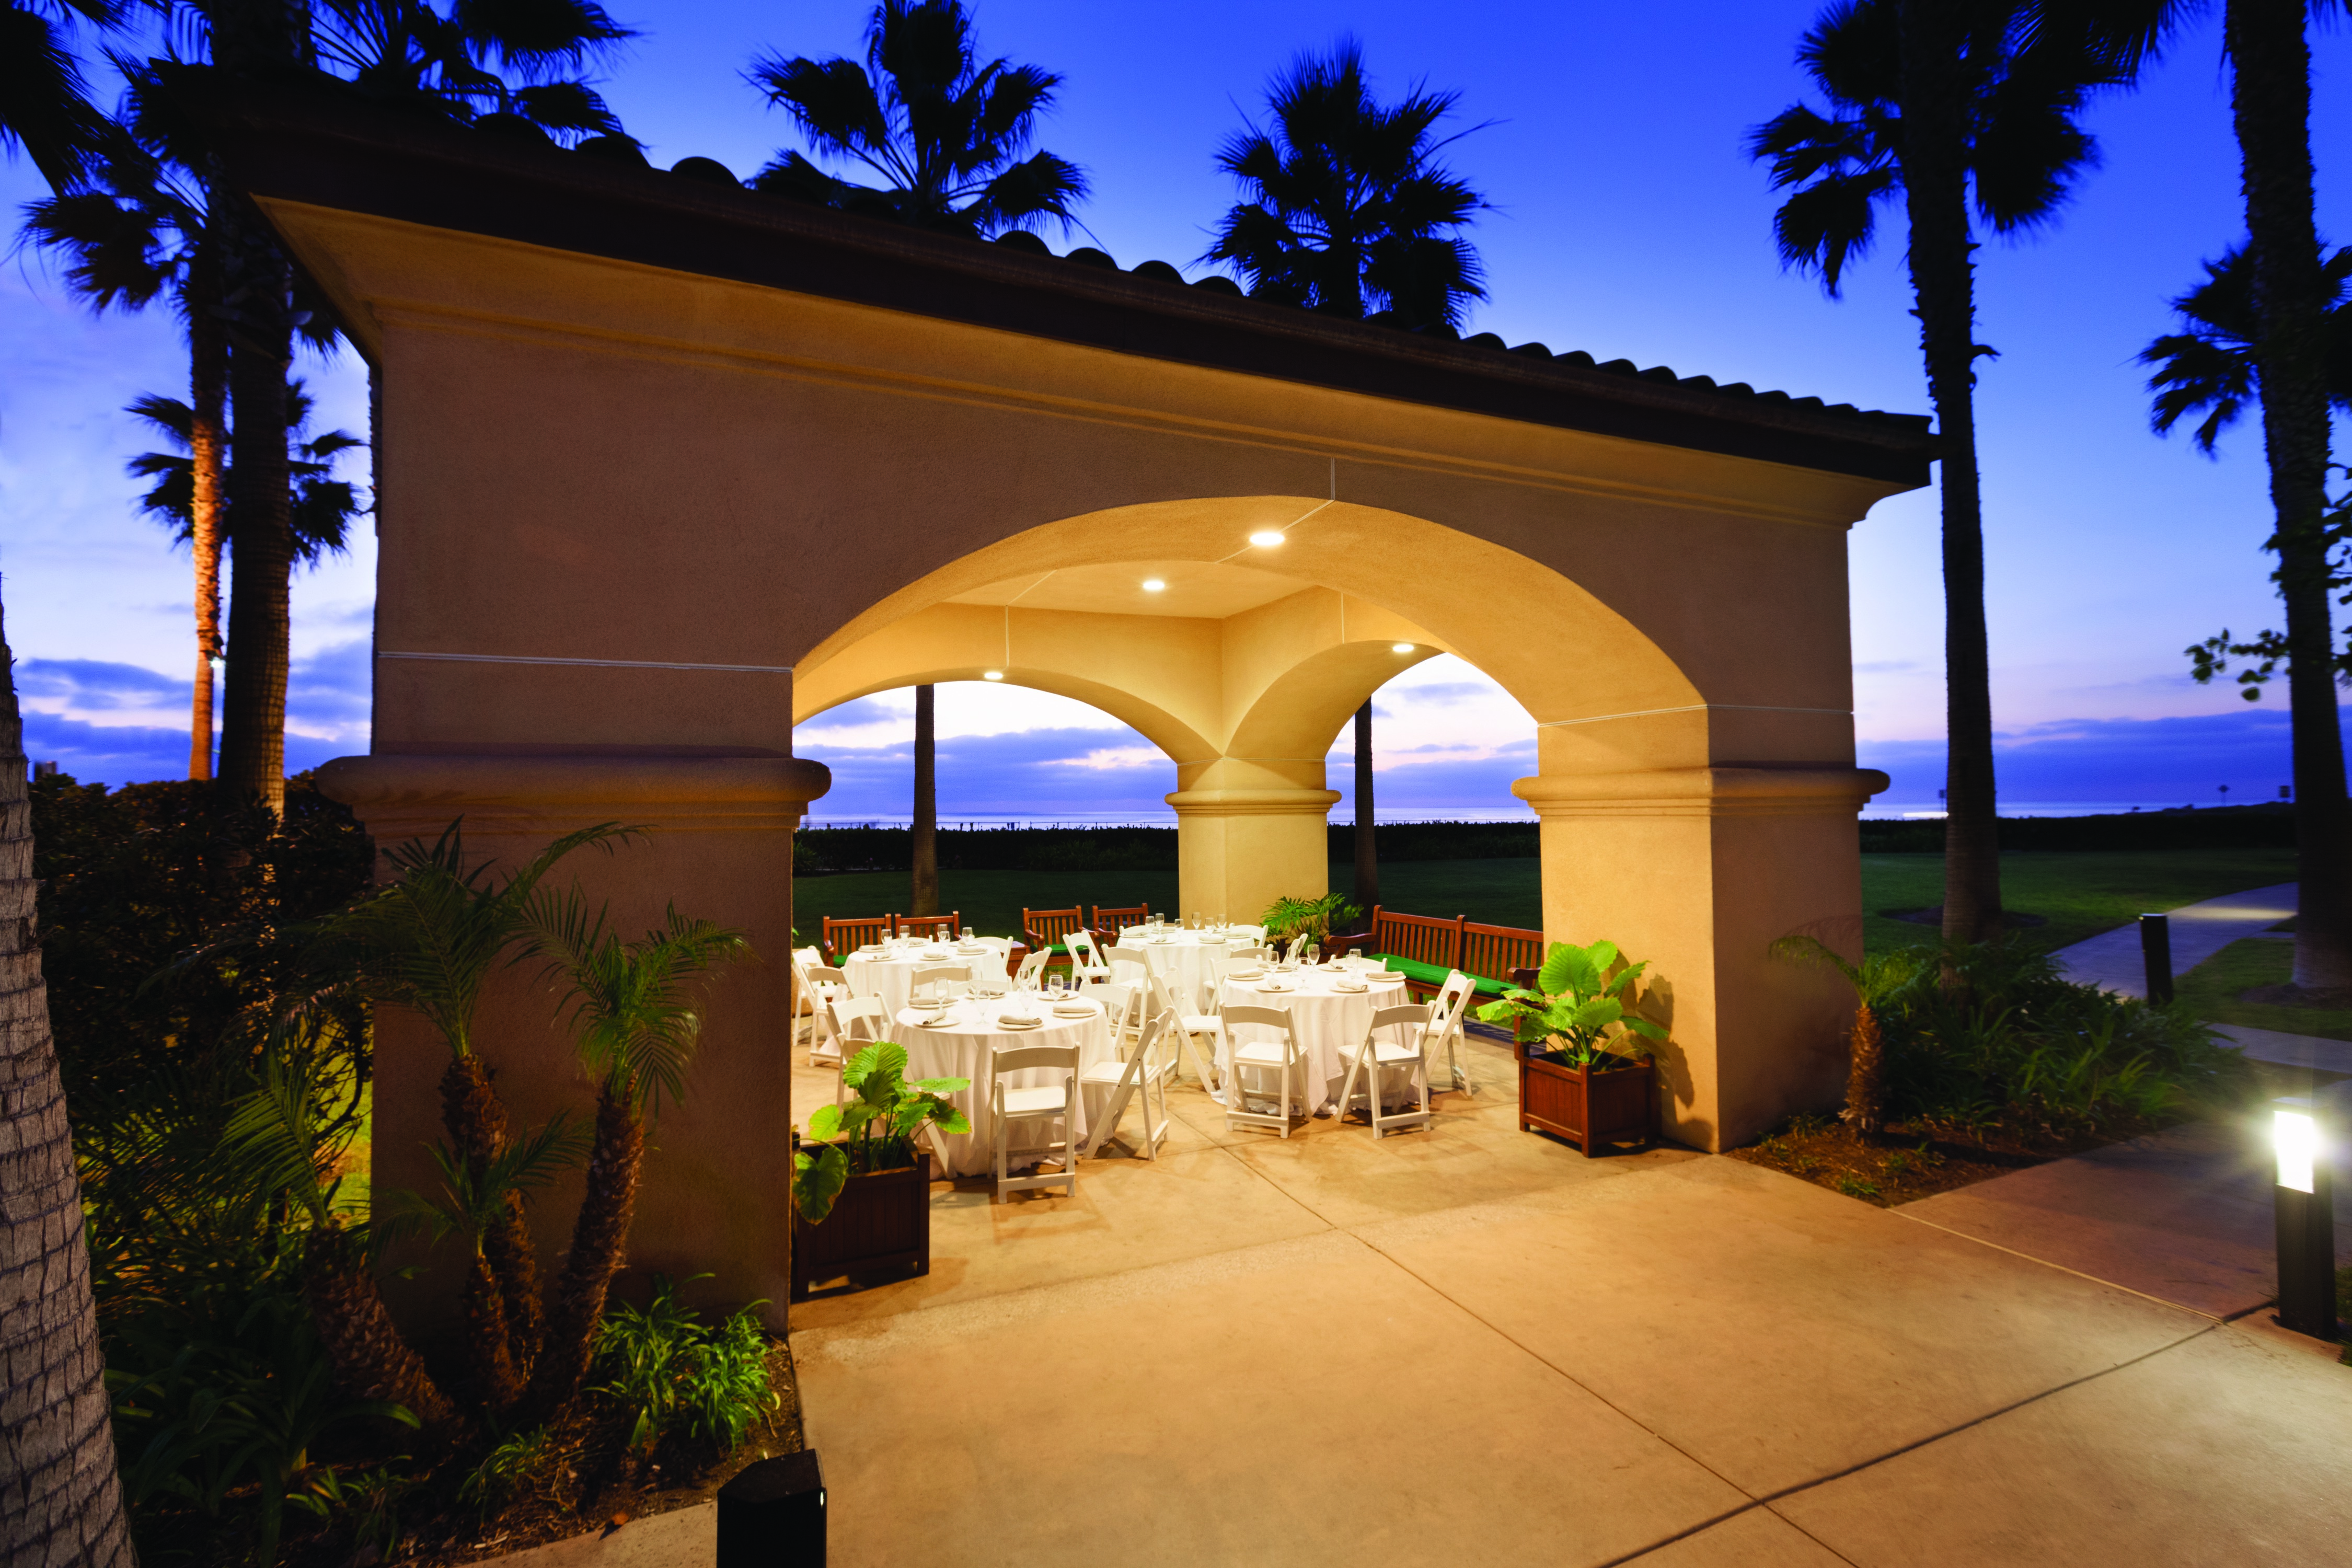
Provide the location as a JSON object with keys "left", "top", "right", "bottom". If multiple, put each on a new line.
{"left": 1142, "top": 579, "right": 1166, "bottom": 592}
{"left": 1248, "top": 530, "right": 1285, "bottom": 548}
{"left": 982, "top": 670, "right": 1004, "bottom": 681}
{"left": 1392, "top": 642, "right": 1414, "bottom": 653}
{"left": 2271, "top": 1096, "right": 2338, "bottom": 1340}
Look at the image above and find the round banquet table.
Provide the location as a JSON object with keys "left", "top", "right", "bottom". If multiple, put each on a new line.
{"left": 1216, "top": 965, "right": 1414, "bottom": 1115}
{"left": 1106, "top": 926, "right": 1266, "bottom": 1007}
{"left": 843, "top": 941, "right": 1000, "bottom": 1017}
{"left": 894, "top": 995, "right": 1119, "bottom": 1177}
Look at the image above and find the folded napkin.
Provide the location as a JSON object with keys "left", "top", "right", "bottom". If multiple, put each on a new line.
{"left": 998, "top": 1015, "right": 1044, "bottom": 1030}
{"left": 1332, "top": 981, "right": 1368, "bottom": 994}
{"left": 1258, "top": 980, "right": 1294, "bottom": 993}
{"left": 1052, "top": 1004, "right": 1094, "bottom": 1018}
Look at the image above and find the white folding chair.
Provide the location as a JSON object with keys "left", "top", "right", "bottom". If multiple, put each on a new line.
{"left": 1103, "top": 941, "right": 1150, "bottom": 988}
{"left": 991, "top": 1042, "right": 1080, "bottom": 1201}
{"left": 823, "top": 995, "right": 893, "bottom": 1107}
{"left": 794, "top": 949, "right": 850, "bottom": 1056}
{"left": 1063, "top": 928, "right": 1114, "bottom": 987}
{"left": 1227, "top": 944, "right": 1273, "bottom": 965}
{"left": 1080, "top": 1008, "right": 1174, "bottom": 1160}
{"left": 1334, "top": 1004, "right": 1439, "bottom": 1137}
{"left": 909, "top": 962, "right": 973, "bottom": 1004}
{"left": 1159, "top": 968, "right": 1226, "bottom": 1093}
{"left": 1281, "top": 932, "right": 1308, "bottom": 963}
{"left": 1012, "top": 947, "right": 1051, "bottom": 988}
{"left": 1426, "top": 970, "right": 1478, "bottom": 1096}
{"left": 1220, "top": 1004, "right": 1304, "bottom": 1138}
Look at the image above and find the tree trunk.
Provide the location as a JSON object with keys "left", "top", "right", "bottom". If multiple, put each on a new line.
{"left": 0, "top": 598, "right": 139, "bottom": 1568}
{"left": 2227, "top": 0, "right": 2352, "bottom": 994}
{"left": 300, "top": 1241, "right": 455, "bottom": 1433}
{"left": 522, "top": 1085, "right": 643, "bottom": 1422}
{"left": 210, "top": 1, "right": 303, "bottom": 817}
{"left": 186, "top": 224, "right": 226, "bottom": 783}
{"left": 910, "top": 684, "right": 938, "bottom": 917}
{"left": 1898, "top": 0, "right": 2004, "bottom": 947}
{"left": 436, "top": 1055, "right": 540, "bottom": 1372}
{"left": 1353, "top": 700, "right": 1378, "bottom": 908}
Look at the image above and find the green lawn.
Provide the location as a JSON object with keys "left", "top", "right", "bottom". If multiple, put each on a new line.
{"left": 2174, "top": 937, "right": 2352, "bottom": 1042}
{"left": 795, "top": 847, "right": 2298, "bottom": 959}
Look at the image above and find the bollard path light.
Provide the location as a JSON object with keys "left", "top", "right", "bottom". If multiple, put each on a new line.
{"left": 2271, "top": 1096, "right": 2338, "bottom": 1340}
{"left": 718, "top": 1450, "right": 826, "bottom": 1568}
{"left": 2137, "top": 914, "right": 2173, "bottom": 1005}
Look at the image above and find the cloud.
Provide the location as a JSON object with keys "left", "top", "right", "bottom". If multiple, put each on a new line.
{"left": 1855, "top": 659, "right": 1921, "bottom": 675}
{"left": 16, "top": 658, "right": 190, "bottom": 711}
{"left": 1380, "top": 681, "right": 1494, "bottom": 707}
{"left": 21, "top": 710, "right": 351, "bottom": 786}
{"left": 799, "top": 723, "right": 1180, "bottom": 821}
{"left": 286, "top": 638, "right": 372, "bottom": 735}
{"left": 1862, "top": 705, "right": 2343, "bottom": 810}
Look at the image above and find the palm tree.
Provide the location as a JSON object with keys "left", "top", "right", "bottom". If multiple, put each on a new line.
{"left": 1769, "top": 934, "right": 1932, "bottom": 1133}
{"left": 0, "top": 0, "right": 123, "bottom": 193}
{"left": 910, "top": 684, "right": 937, "bottom": 916}
{"left": 0, "top": 591, "right": 137, "bottom": 1567}
{"left": 1204, "top": 39, "right": 1488, "bottom": 331}
{"left": 518, "top": 896, "right": 746, "bottom": 1421}
{"left": 2056, "top": 0, "right": 2352, "bottom": 993}
{"left": 309, "top": 0, "right": 636, "bottom": 141}
{"left": 126, "top": 379, "right": 369, "bottom": 570}
{"left": 1752, "top": 0, "right": 2120, "bottom": 945}
{"left": 748, "top": 0, "right": 1085, "bottom": 236}
{"left": 305, "top": 822, "right": 638, "bottom": 1387}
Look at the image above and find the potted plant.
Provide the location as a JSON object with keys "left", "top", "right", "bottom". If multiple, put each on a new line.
{"left": 1478, "top": 939, "right": 1667, "bottom": 1156}
{"left": 789, "top": 1042, "right": 969, "bottom": 1300}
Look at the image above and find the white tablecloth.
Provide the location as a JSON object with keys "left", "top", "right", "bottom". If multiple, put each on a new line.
{"left": 1112, "top": 931, "right": 1256, "bottom": 1009}
{"left": 843, "top": 942, "right": 1000, "bottom": 1016}
{"left": 894, "top": 996, "right": 1118, "bottom": 1176}
{"left": 1216, "top": 966, "right": 1413, "bottom": 1115}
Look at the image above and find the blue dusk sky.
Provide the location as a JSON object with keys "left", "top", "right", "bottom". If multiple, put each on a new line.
{"left": 4, "top": 1, "right": 2348, "bottom": 821}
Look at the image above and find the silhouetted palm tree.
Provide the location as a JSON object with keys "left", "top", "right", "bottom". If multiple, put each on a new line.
{"left": 2140, "top": 242, "right": 2352, "bottom": 451}
{"left": 0, "top": 0, "right": 123, "bottom": 193}
{"left": 310, "top": 0, "right": 635, "bottom": 141}
{"left": 1752, "top": 0, "right": 2120, "bottom": 945}
{"left": 748, "top": 0, "right": 1085, "bottom": 236}
{"left": 1204, "top": 39, "right": 1487, "bottom": 331}
{"left": 2052, "top": 0, "right": 2352, "bottom": 993}
{"left": 126, "top": 379, "right": 369, "bottom": 568}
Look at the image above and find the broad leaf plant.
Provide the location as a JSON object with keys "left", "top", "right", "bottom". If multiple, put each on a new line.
{"left": 1475, "top": 939, "right": 1667, "bottom": 1069}
{"left": 791, "top": 1042, "right": 970, "bottom": 1224}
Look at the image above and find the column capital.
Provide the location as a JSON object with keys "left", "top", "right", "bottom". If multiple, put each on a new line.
{"left": 318, "top": 751, "right": 833, "bottom": 839}
{"left": 1165, "top": 787, "right": 1342, "bottom": 818}
{"left": 1513, "top": 766, "right": 1887, "bottom": 820}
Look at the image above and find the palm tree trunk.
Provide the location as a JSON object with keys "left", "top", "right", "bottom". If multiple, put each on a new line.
{"left": 300, "top": 1240, "right": 455, "bottom": 1432}
{"left": 460, "top": 1253, "right": 523, "bottom": 1414}
{"left": 2227, "top": 0, "right": 2352, "bottom": 994}
{"left": 214, "top": 243, "right": 293, "bottom": 815}
{"left": 1353, "top": 701, "right": 1378, "bottom": 908}
{"left": 186, "top": 225, "right": 226, "bottom": 783}
{"left": 523, "top": 1084, "right": 643, "bottom": 1422}
{"left": 911, "top": 684, "right": 938, "bottom": 916}
{"left": 1898, "top": 0, "right": 2003, "bottom": 947}
{"left": 0, "top": 598, "right": 138, "bottom": 1568}
{"left": 436, "top": 1055, "right": 541, "bottom": 1370}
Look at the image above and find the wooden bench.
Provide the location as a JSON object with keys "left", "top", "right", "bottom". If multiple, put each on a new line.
{"left": 1022, "top": 906, "right": 1087, "bottom": 969}
{"left": 820, "top": 914, "right": 894, "bottom": 965}
{"left": 1342, "top": 907, "right": 1547, "bottom": 1001}
{"left": 897, "top": 913, "right": 962, "bottom": 942}
{"left": 1091, "top": 903, "right": 1150, "bottom": 946}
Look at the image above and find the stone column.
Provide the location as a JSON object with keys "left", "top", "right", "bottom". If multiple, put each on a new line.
{"left": 1514, "top": 765, "right": 1887, "bottom": 1151}
{"left": 1167, "top": 786, "right": 1340, "bottom": 928}
{"left": 319, "top": 752, "right": 829, "bottom": 1330}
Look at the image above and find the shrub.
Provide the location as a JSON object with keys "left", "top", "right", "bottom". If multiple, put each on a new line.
{"left": 591, "top": 1275, "right": 779, "bottom": 1462}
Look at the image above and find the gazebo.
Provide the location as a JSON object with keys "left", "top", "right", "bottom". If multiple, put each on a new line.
{"left": 201, "top": 82, "right": 1931, "bottom": 1315}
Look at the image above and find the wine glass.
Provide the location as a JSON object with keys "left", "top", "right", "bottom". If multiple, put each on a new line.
{"left": 1306, "top": 942, "right": 1322, "bottom": 968}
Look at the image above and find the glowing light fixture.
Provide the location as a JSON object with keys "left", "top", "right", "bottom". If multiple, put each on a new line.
{"left": 983, "top": 670, "right": 1004, "bottom": 681}
{"left": 1142, "top": 579, "right": 1166, "bottom": 592}
{"left": 1392, "top": 642, "right": 1414, "bottom": 654}
{"left": 1248, "top": 530, "right": 1285, "bottom": 548}
{"left": 2272, "top": 1095, "right": 2339, "bottom": 1340}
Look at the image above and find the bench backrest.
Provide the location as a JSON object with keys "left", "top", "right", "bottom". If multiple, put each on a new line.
{"left": 1369, "top": 908, "right": 1463, "bottom": 970}
{"left": 898, "top": 913, "right": 962, "bottom": 942}
{"left": 1092, "top": 904, "right": 1149, "bottom": 939}
{"left": 1023, "top": 906, "right": 1085, "bottom": 950}
{"left": 821, "top": 914, "right": 895, "bottom": 962}
{"left": 1460, "top": 921, "right": 1547, "bottom": 986}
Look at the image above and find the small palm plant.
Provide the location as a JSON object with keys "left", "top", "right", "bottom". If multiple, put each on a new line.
{"left": 1767, "top": 935, "right": 1928, "bottom": 1137}
{"left": 518, "top": 896, "right": 748, "bottom": 1421}
{"left": 791, "top": 1042, "right": 970, "bottom": 1225}
{"left": 1260, "top": 891, "right": 1361, "bottom": 949}
{"left": 1476, "top": 940, "right": 1667, "bottom": 1068}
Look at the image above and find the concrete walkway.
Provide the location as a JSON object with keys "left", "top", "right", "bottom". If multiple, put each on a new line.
{"left": 2050, "top": 883, "right": 2297, "bottom": 997}
{"left": 759, "top": 1037, "right": 2352, "bottom": 1566}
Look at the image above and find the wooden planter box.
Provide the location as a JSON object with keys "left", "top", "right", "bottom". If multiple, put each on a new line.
{"left": 790, "top": 1150, "right": 933, "bottom": 1301}
{"left": 1519, "top": 1050, "right": 1655, "bottom": 1156}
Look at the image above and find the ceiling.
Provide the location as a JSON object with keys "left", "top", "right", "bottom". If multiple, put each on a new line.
{"left": 944, "top": 559, "right": 1315, "bottom": 620}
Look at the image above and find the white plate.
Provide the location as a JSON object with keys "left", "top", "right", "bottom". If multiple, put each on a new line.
{"left": 1332, "top": 982, "right": 1367, "bottom": 993}
{"left": 1258, "top": 982, "right": 1294, "bottom": 994}
{"left": 1051, "top": 1005, "right": 1095, "bottom": 1018}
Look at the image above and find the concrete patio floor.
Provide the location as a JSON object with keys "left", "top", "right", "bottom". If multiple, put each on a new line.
{"left": 756, "top": 1033, "right": 2352, "bottom": 1567}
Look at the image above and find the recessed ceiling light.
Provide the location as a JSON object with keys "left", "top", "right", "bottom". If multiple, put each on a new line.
{"left": 983, "top": 670, "right": 1004, "bottom": 680}
{"left": 1248, "top": 530, "right": 1285, "bottom": 548}
{"left": 1392, "top": 642, "right": 1414, "bottom": 653}
{"left": 1142, "top": 578, "right": 1166, "bottom": 592}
